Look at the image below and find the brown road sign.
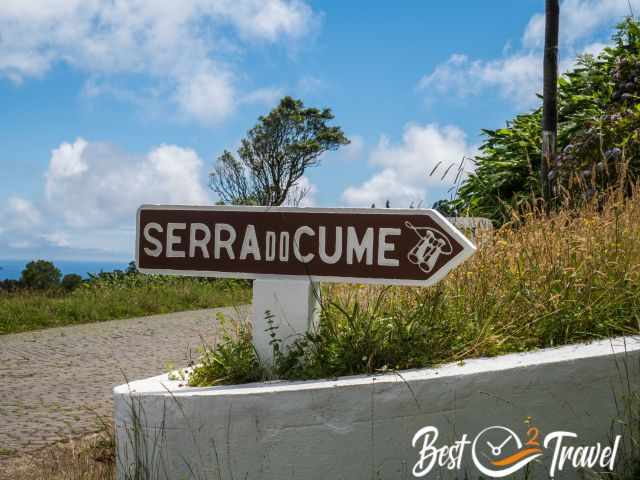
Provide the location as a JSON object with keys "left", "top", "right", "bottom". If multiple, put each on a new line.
{"left": 136, "top": 205, "right": 476, "bottom": 286}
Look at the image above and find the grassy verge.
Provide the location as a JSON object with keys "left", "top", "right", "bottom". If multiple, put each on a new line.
{"left": 0, "top": 428, "right": 115, "bottom": 480}
{"left": 189, "top": 184, "right": 640, "bottom": 386}
{"left": 0, "top": 276, "right": 249, "bottom": 335}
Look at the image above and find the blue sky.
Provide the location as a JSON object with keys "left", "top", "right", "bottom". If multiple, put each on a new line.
{"left": 0, "top": 0, "right": 635, "bottom": 261}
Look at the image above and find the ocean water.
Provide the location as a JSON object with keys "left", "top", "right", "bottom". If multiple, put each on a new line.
{"left": 0, "top": 259, "right": 130, "bottom": 281}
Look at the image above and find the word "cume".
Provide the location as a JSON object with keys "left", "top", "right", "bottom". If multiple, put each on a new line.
{"left": 135, "top": 206, "right": 474, "bottom": 285}
{"left": 143, "top": 222, "right": 401, "bottom": 266}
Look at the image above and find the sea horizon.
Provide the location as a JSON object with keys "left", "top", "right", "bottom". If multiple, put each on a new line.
{"left": 0, "top": 259, "right": 132, "bottom": 281}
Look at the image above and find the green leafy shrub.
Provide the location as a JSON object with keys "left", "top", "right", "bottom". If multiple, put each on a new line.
{"left": 188, "top": 312, "right": 266, "bottom": 387}
{"left": 0, "top": 279, "right": 22, "bottom": 293}
{"left": 20, "top": 260, "right": 61, "bottom": 290}
{"left": 448, "top": 18, "right": 640, "bottom": 224}
{"left": 61, "top": 273, "right": 83, "bottom": 291}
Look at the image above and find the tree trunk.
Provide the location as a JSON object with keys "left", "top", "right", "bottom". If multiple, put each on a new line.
{"left": 541, "top": 0, "right": 560, "bottom": 206}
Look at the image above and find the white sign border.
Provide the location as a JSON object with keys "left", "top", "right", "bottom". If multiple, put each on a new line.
{"left": 135, "top": 204, "right": 477, "bottom": 287}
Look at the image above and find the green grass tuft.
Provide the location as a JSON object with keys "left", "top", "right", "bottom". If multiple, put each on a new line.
{"left": 0, "top": 276, "right": 250, "bottom": 335}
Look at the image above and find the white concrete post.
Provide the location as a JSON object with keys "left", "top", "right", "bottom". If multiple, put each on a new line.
{"left": 251, "top": 279, "right": 319, "bottom": 365}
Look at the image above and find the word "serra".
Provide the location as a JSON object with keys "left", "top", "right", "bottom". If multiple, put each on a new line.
{"left": 143, "top": 222, "right": 402, "bottom": 267}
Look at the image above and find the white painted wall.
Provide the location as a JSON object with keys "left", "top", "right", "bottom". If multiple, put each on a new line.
{"left": 114, "top": 336, "right": 640, "bottom": 480}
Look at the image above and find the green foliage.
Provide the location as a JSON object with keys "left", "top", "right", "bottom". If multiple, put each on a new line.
{"left": 449, "top": 18, "right": 640, "bottom": 224}
{"left": 455, "top": 112, "right": 542, "bottom": 222}
{"left": 0, "top": 279, "right": 22, "bottom": 293}
{"left": 210, "top": 96, "right": 349, "bottom": 206}
{"left": 20, "top": 260, "right": 62, "bottom": 290}
{"left": 61, "top": 273, "right": 83, "bottom": 291}
{"left": 188, "top": 312, "right": 266, "bottom": 386}
{"left": 0, "top": 272, "right": 249, "bottom": 334}
{"left": 431, "top": 198, "right": 460, "bottom": 216}
{"left": 188, "top": 185, "right": 640, "bottom": 385}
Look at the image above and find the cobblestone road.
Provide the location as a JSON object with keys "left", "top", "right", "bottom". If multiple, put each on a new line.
{"left": 0, "top": 307, "right": 245, "bottom": 463}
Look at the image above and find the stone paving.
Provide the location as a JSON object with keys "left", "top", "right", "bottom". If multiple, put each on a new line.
{"left": 0, "top": 306, "right": 246, "bottom": 465}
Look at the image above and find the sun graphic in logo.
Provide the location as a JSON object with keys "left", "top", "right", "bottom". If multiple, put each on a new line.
{"left": 471, "top": 426, "right": 543, "bottom": 478}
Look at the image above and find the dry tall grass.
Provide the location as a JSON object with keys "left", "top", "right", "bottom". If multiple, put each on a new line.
{"left": 260, "top": 184, "right": 640, "bottom": 379}
{"left": 0, "top": 429, "right": 114, "bottom": 480}
{"left": 189, "top": 184, "right": 640, "bottom": 384}
{"left": 189, "top": 186, "right": 640, "bottom": 385}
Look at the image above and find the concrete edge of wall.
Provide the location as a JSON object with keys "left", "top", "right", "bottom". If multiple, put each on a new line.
{"left": 114, "top": 335, "right": 640, "bottom": 480}
{"left": 114, "top": 335, "right": 640, "bottom": 397}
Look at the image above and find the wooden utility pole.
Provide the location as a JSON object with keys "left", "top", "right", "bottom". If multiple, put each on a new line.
{"left": 541, "top": 0, "right": 559, "bottom": 205}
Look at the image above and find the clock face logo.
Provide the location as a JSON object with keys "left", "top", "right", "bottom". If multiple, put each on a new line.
{"left": 471, "top": 426, "right": 543, "bottom": 478}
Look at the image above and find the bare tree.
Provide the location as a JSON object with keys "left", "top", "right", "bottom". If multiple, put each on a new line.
{"left": 210, "top": 96, "right": 349, "bottom": 206}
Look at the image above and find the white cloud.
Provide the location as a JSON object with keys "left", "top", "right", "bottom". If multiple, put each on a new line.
{"left": 342, "top": 124, "right": 474, "bottom": 208}
{"left": 419, "top": 0, "right": 630, "bottom": 110}
{"left": 0, "top": 0, "right": 316, "bottom": 122}
{"left": 285, "top": 175, "right": 318, "bottom": 207}
{"left": 297, "top": 75, "right": 325, "bottom": 94}
{"left": 522, "top": 12, "right": 547, "bottom": 49}
{"left": 580, "top": 41, "right": 609, "bottom": 57}
{"left": 342, "top": 135, "right": 365, "bottom": 160}
{"left": 342, "top": 169, "right": 424, "bottom": 208}
{"left": 239, "top": 86, "right": 284, "bottom": 107}
{"left": 222, "top": 0, "right": 314, "bottom": 41}
{"left": 174, "top": 68, "right": 237, "bottom": 124}
{"left": 4, "top": 197, "right": 42, "bottom": 230}
{"left": 1, "top": 196, "right": 45, "bottom": 253}
{"left": 523, "top": 0, "right": 639, "bottom": 48}
{"left": 418, "top": 52, "right": 541, "bottom": 108}
{"left": 323, "top": 134, "right": 365, "bottom": 163}
{"left": 46, "top": 138, "right": 89, "bottom": 182}
{"left": 44, "top": 138, "right": 209, "bottom": 229}
{"left": 41, "top": 232, "right": 71, "bottom": 248}
{"left": 8, "top": 240, "right": 34, "bottom": 250}
{"left": 1, "top": 138, "right": 213, "bottom": 258}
